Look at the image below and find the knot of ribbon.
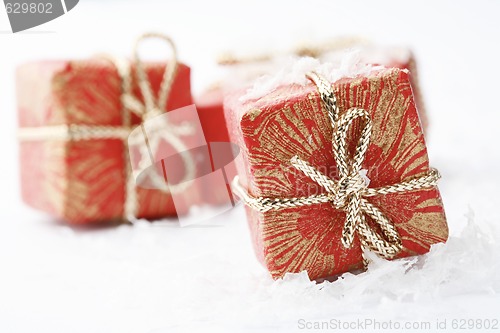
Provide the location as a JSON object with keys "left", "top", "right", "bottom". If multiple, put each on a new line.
{"left": 232, "top": 71, "right": 441, "bottom": 260}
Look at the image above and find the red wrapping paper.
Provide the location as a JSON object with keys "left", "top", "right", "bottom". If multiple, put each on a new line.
{"left": 17, "top": 59, "right": 203, "bottom": 224}
{"left": 195, "top": 87, "right": 235, "bottom": 206}
{"left": 372, "top": 52, "right": 428, "bottom": 131}
{"left": 225, "top": 68, "right": 448, "bottom": 280}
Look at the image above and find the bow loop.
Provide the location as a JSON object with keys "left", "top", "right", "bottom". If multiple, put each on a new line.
{"left": 334, "top": 107, "right": 372, "bottom": 177}
{"left": 133, "top": 32, "right": 178, "bottom": 119}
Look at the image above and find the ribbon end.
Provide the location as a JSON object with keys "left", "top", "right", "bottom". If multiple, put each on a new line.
{"left": 341, "top": 235, "right": 354, "bottom": 249}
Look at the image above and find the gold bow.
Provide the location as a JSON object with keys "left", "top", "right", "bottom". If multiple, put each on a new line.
{"left": 121, "top": 33, "right": 196, "bottom": 195}
{"left": 232, "top": 71, "right": 440, "bottom": 260}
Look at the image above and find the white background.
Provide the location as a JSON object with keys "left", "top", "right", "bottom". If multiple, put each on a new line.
{"left": 0, "top": 1, "right": 499, "bottom": 332}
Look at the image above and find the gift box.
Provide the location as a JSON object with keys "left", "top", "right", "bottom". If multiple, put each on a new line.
{"left": 195, "top": 87, "right": 236, "bottom": 206}
{"left": 226, "top": 66, "right": 448, "bottom": 280}
{"left": 16, "top": 35, "right": 212, "bottom": 225}
{"left": 196, "top": 87, "right": 229, "bottom": 144}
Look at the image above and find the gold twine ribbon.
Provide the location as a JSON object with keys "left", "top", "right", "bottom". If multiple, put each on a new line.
{"left": 232, "top": 71, "right": 441, "bottom": 260}
{"left": 17, "top": 32, "right": 195, "bottom": 222}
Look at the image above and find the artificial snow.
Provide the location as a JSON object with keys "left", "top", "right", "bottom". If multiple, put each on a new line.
{"left": 321, "top": 45, "right": 412, "bottom": 68}
{"left": 239, "top": 49, "right": 384, "bottom": 102}
{"left": 276, "top": 208, "right": 499, "bottom": 300}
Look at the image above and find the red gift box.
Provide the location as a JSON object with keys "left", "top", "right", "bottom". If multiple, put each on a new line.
{"left": 195, "top": 87, "right": 236, "bottom": 206}
{"left": 196, "top": 87, "right": 229, "bottom": 143}
{"left": 226, "top": 67, "right": 448, "bottom": 280}
{"left": 17, "top": 35, "right": 209, "bottom": 224}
